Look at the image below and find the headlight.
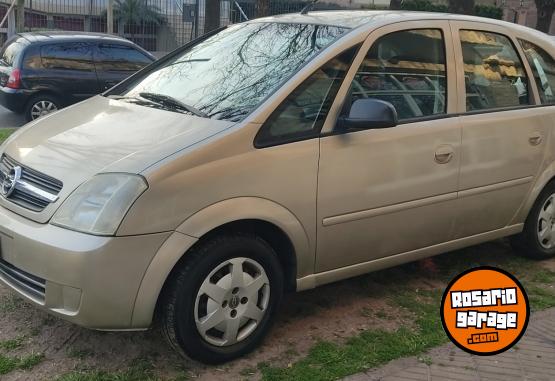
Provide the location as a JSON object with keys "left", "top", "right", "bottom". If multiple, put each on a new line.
{"left": 51, "top": 173, "right": 147, "bottom": 236}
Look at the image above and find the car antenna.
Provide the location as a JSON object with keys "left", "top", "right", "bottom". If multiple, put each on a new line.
{"left": 300, "top": 0, "right": 319, "bottom": 15}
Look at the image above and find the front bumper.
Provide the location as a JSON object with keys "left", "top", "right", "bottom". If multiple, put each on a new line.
{"left": 0, "top": 205, "right": 170, "bottom": 330}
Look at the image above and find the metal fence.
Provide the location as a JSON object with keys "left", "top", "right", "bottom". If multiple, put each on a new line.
{"left": 0, "top": 0, "right": 329, "bottom": 52}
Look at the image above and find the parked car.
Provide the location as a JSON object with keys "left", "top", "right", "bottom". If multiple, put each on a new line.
{"left": 0, "top": 32, "right": 155, "bottom": 121}
{"left": 0, "top": 10, "right": 555, "bottom": 364}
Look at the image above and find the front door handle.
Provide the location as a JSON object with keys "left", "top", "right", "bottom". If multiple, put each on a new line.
{"left": 435, "top": 145, "right": 454, "bottom": 164}
{"left": 529, "top": 133, "right": 543, "bottom": 146}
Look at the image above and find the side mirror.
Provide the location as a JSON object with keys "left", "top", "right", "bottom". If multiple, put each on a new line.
{"left": 339, "top": 98, "right": 398, "bottom": 130}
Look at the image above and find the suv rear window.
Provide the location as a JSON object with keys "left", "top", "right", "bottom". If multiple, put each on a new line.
{"left": 0, "top": 40, "right": 26, "bottom": 67}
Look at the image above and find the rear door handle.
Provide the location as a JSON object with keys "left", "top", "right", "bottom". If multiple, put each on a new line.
{"left": 529, "top": 133, "right": 543, "bottom": 146}
{"left": 435, "top": 145, "right": 454, "bottom": 164}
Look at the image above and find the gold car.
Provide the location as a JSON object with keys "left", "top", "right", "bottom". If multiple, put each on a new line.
{"left": 0, "top": 11, "right": 554, "bottom": 363}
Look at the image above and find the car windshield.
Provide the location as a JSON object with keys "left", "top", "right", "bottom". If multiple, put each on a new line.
{"left": 116, "top": 22, "right": 349, "bottom": 121}
{"left": 0, "top": 40, "right": 25, "bottom": 67}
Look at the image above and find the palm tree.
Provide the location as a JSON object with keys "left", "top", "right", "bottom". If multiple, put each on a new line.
{"left": 113, "top": 0, "right": 165, "bottom": 40}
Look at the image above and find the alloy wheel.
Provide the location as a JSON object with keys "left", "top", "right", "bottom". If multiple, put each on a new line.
{"left": 30, "top": 100, "right": 57, "bottom": 120}
{"left": 194, "top": 257, "right": 270, "bottom": 346}
{"left": 537, "top": 194, "right": 555, "bottom": 249}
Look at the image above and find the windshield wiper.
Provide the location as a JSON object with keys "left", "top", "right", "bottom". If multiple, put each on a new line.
{"left": 139, "top": 92, "right": 208, "bottom": 118}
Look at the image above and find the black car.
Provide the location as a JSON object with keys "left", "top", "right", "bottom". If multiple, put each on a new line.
{"left": 0, "top": 32, "right": 155, "bottom": 121}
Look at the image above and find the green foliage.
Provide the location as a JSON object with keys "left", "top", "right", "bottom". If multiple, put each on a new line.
{"left": 398, "top": 0, "right": 503, "bottom": 20}
{"left": 113, "top": 0, "right": 165, "bottom": 27}
{"left": 475, "top": 4, "right": 503, "bottom": 20}
{"left": 400, "top": 0, "right": 447, "bottom": 12}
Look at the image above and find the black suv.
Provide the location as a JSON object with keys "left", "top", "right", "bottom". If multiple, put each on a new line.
{"left": 0, "top": 32, "right": 155, "bottom": 121}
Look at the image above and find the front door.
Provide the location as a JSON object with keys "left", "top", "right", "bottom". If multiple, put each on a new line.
{"left": 316, "top": 21, "right": 461, "bottom": 272}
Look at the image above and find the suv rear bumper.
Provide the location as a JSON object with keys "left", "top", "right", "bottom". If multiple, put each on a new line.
{"left": 0, "top": 204, "right": 171, "bottom": 330}
{"left": 0, "top": 87, "right": 33, "bottom": 113}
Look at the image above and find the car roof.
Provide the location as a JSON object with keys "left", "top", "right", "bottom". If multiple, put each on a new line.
{"left": 250, "top": 10, "right": 547, "bottom": 37}
{"left": 16, "top": 31, "right": 132, "bottom": 44}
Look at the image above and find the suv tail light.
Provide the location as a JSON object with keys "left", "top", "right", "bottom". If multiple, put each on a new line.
{"left": 6, "top": 69, "right": 21, "bottom": 89}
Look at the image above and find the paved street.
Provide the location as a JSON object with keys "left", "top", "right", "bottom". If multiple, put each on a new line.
{"left": 344, "top": 307, "right": 555, "bottom": 381}
{"left": 0, "top": 105, "right": 25, "bottom": 128}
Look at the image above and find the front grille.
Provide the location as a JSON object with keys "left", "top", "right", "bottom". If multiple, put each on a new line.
{"left": 0, "top": 155, "right": 62, "bottom": 212}
{"left": 0, "top": 259, "right": 45, "bottom": 302}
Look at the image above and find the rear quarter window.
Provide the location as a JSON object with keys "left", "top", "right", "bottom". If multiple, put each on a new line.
{"left": 0, "top": 40, "right": 26, "bottom": 67}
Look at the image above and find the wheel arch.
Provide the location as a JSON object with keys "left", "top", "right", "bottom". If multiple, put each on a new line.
{"left": 24, "top": 90, "right": 64, "bottom": 119}
{"left": 131, "top": 197, "right": 312, "bottom": 328}
{"left": 513, "top": 164, "right": 555, "bottom": 225}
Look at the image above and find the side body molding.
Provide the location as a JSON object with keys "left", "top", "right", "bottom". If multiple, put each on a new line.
{"left": 131, "top": 197, "right": 312, "bottom": 328}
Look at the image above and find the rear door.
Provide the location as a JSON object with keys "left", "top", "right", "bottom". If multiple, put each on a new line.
{"left": 93, "top": 43, "right": 153, "bottom": 91}
{"left": 40, "top": 42, "right": 100, "bottom": 101}
{"left": 450, "top": 21, "right": 547, "bottom": 238}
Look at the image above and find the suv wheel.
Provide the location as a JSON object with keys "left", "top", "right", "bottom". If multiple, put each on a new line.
{"left": 511, "top": 181, "right": 555, "bottom": 259}
{"left": 160, "top": 233, "right": 284, "bottom": 364}
{"left": 25, "top": 95, "right": 60, "bottom": 122}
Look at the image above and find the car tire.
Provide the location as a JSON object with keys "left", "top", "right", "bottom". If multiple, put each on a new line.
{"left": 511, "top": 181, "right": 555, "bottom": 259}
{"left": 160, "top": 233, "right": 284, "bottom": 364}
{"left": 24, "top": 94, "right": 61, "bottom": 122}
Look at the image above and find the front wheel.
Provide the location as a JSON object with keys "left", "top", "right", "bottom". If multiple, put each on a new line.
{"left": 511, "top": 181, "right": 555, "bottom": 259}
{"left": 160, "top": 233, "right": 284, "bottom": 364}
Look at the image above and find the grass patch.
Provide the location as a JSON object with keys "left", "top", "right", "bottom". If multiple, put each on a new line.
{"left": 261, "top": 242, "right": 555, "bottom": 381}
{"left": 56, "top": 358, "right": 165, "bottom": 381}
{"left": 0, "top": 352, "right": 43, "bottom": 374}
{"left": 532, "top": 269, "right": 555, "bottom": 284}
{"left": 0, "top": 293, "right": 29, "bottom": 313}
{"left": 0, "top": 128, "right": 16, "bottom": 144}
{"left": 0, "top": 336, "right": 25, "bottom": 351}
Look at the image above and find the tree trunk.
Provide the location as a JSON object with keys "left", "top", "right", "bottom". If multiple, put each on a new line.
{"left": 536, "top": 0, "right": 555, "bottom": 33}
{"left": 107, "top": 0, "right": 114, "bottom": 34}
{"left": 256, "top": 0, "right": 270, "bottom": 18}
{"left": 204, "top": 0, "right": 220, "bottom": 34}
{"left": 448, "top": 0, "right": 475, "bottom": 15}
{"left": 389, "top": 0, "right": 403, "bottom": 10}
{"left": 16, "top": 0, "right": 24, "bottom": 32}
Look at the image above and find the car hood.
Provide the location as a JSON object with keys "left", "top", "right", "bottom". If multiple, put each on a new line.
{"left": 0, "top": 95, "right": 235, "bottom": 223}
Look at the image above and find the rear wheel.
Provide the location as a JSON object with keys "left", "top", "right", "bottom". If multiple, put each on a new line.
{"left": 160, "top": 233, "right": 283, "bottom": 364}
{"left": 24, "top": 94, "right": 60, "bottom": 122}
{"left": 511, "top": 181, "right": 555, "bottom": 259}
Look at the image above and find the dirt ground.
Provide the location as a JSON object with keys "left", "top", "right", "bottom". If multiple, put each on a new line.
{"left": 0, "top": 240, "right": 553, "bottom": 381}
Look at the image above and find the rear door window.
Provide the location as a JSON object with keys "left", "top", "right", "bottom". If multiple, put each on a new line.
{"left": 459, "top": 30, "right": 529, "bottom": 111}
{"left": 519, "top": 39, "right": 555, "bottom": 104}
{"left": 41, "top": 42, "right": 95, "bottom": 71}
{"left": 95, "top": 44, "right": 152, "bottom": 72}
